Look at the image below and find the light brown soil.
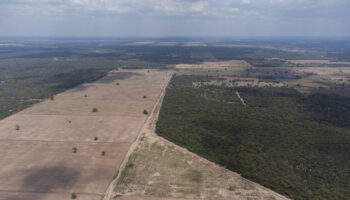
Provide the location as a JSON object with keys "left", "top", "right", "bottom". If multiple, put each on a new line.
{"left": 182, "top": 42, "right": 207, "bottom": 47}
{"left": 176, "top": 60, "right": 251, "bottom": 70}
{"left": 0, "top": 69, "right": 171, "bottom": 200}
{"left": 125, "top": 41, "right": 155, "bottom": 46}
{"left": 154, "top": 42, "right": 179, "bottom": 46}
{"left": 288, "top": 60, "right": 350, "bottom": 65}
{"left": 235, "top": 91, "right": 247, "bottom": 107}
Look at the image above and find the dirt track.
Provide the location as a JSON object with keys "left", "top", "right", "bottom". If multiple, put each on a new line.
{"left": 0, "top": 69, "right": 172, "bottom": 200}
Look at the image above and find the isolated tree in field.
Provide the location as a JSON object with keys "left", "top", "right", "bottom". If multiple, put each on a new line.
{"left": 102, "top": 151, "right": 106, "bottom": 156}
{"left": 71, "top": 193, "right": 77, "bottom": 199}
{"left": 143, "top": 95, "right": 147, "bottom": 99}
{"left": 72, "top": 147, "right": 77, "bottom": 153}
{"left": 116, "top": 82, "right": 119, "bottom": 86}
{"left": 50, "top": 96, "right": 54, "bottom": 101}
{"left": 94, "top": 137, "right": 98, "bottom": 141}
{"left": 143, "top": 109, "right": 148, "bottom": 115}
{"left": 92, "top": 108, "right": 98, "bottom": 112}
{"left": 15, "top": 125, "right": 20, "bottom": 131}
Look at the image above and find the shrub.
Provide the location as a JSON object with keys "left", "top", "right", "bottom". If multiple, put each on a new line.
{"left": 143, "top": 95, "right": 147, "bottom": 99}
{"left": 102, "top": 151, "right": 106, "bottom": 156}
{"left": 92, "top": 108, "right": 98, "bottom": 112}
{"left": 71, "top": 193, "right": 77, "bottom": 199}
{"left": 72, "top": 147, "right": 77, "bottom": 153}
{"left": 94, "top": 137, "right": 98, "bottom": 141}
{"left": 15, "top": 125, "right": 20, "bottom": 131}
{"left": 116, "top": 82, "right": 120, "bottom": 86}
{"left": 50, "top": 96, "right": 54, "bottom": 101}
{"left": 143, "top": 109, "right": 148, "bottom": 115}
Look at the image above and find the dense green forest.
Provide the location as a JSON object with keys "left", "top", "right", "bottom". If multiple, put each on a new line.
{"left": 156, "top": 75, "right": 350, "bottom": 200}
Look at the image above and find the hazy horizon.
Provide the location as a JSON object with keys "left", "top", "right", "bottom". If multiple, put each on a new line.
{"left": 0, "top": 0, "right": 349, "bottom": 38}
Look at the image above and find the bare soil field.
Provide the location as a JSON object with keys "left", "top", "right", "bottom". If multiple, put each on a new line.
{"left": 0, "top": 69, "right": 172, "bottom": 200}
{"left": 176, "top": 60, "right": 251, "bottom": 69}
{"left": 286, "top": 66, "right": 350, "bottom": 92}
{"left": 181, "top": 42, "right": 207, "bottom": 47}
{"left": 110, "top": 77, "right": 290, "bottom": 200}
{"left": 154, "top": 42, "right": 179, "bottom": 46}
{"left": 125, "top": 41, "right": 155, "bottom": 46}
{"left": 288, "top": 60, "right": 350, "bottom": 65}
{"left": 291, "top": 66, "right": 350, "bottom": 75}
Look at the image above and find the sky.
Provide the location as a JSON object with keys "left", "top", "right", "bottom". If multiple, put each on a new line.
{"left": 0, "top": 0, "right": 349, "bottom": 38}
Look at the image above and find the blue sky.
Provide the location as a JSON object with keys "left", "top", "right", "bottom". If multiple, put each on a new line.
{"left": 0, "top": 0, "right": 349, "bottom": 37}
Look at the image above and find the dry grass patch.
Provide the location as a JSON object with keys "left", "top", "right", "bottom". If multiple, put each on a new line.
{"left": 182, "top": 42, "right": 207, "bottom": 47}
{"left": 114, "top": 135, "right": 289, "bottom": 200}
{"left": 176, "top": 60, "right": 251, "bottom": 69}
{"left": 288, "top": 60, "right": 350, "bottom": 65}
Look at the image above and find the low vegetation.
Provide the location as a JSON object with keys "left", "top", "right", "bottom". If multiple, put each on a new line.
{"left": 115, "top": 135, "right": 287, "bottom": 199}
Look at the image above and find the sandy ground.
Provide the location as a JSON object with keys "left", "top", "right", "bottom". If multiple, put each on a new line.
{"left": 291, "top": 66, "right": 350, "bottom": 76}
{"left": 124, "top": 42, "right": 155, "bottom": 46}
{"left": 109, "top": 72, "right": 290, "bottom": 200}
{"left": 288, "top": 60, "right": 350, "bottom": 65}
{"left": 181, "top": 42, "right": 207, "bottom": 47}
{"left": 235, "top": 91, "right": 247, "bottom": 107}
{"left": 154, "top": 42, "right": 179, "bottom": 46}
{"left": 0, "top": 69, "right": 172, "bottom": 200}
{"left": 176, "top": 60, "right": 251, "bottom": 69}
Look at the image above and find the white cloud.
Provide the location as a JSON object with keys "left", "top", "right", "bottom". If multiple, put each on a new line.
{"left": 0, "top": 0, "right": 349, "bottom": 37}
{"left": 0, "top": 0, "right": 347, "bottom": 19}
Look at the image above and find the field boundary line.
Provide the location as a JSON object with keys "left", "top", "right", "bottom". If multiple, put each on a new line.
{"left": 18, "top": 113, "right": 146, "bottom": 118}
{"left": 0, "top": 139, "right": 130, "bottom": 144}
{"left": 0, "top": 189, "right": 103, "bottom": 197}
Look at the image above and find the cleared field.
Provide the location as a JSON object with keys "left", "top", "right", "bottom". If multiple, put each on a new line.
{"left": 0, "top": 115, "right": 142, "bottom": 142}
{"left": 125, "top": 41, "right": 155, "bottom": 46}
{"left": 291, "top": 66, "right": 350, "bottom": 75}
{"left": 288, "top": 60, "right": 350, "bottom": 65}
{"left": 0, "top": 69, "right": 172, "bottom": 200}
{"left": 182, "top": 42, "right": 207, "bottom": 47}
{"left": 176, "top": 60, "right": 251, "bottom": 69}
{"left": 154, "top": 42, "right": 179, "bottom": 46}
